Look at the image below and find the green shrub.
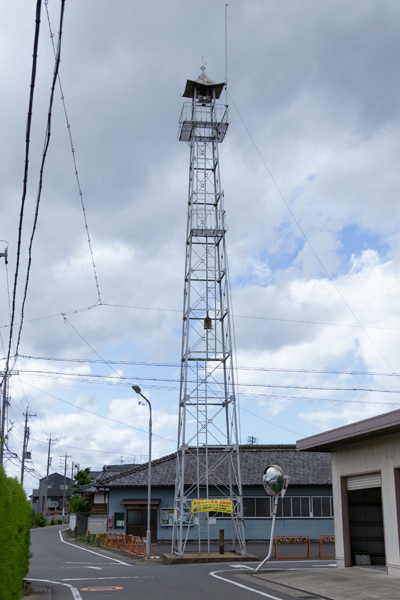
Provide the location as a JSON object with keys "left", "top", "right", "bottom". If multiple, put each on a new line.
{"left": 56, "top": 519, "right": 62, "bottom": 525}
{"left": 0, "top": 466, "right": 31, "bottom": 600}
{"left": 68, "top": 496, "right": 90, "bottom": 513}
{"left": 32, "top": 512, "right": 46, "bottom": 528}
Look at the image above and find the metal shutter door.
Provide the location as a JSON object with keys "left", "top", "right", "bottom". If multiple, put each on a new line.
{"left": 346, "top": 473, "right": 381, "bottom": 490}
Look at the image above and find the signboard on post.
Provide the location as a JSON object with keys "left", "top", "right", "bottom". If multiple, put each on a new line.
{"left": 191, "top": 499, "right": 233, "bottom": 514}
{"left": 161, "top": 509, "right": 197, "bottom": 526}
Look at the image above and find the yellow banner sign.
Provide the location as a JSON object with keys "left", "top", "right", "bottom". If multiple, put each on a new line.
{"left": 191, "top": 499, "right": 233, "bottom": 514}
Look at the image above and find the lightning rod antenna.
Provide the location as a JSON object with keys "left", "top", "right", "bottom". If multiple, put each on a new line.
{"left": 225, "top": 4, "right": 228, "bottom": 105}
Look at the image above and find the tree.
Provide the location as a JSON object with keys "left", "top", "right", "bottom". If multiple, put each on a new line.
{"left": 68, "top": 468, "right": 93, "bottom": 514}
{"left": 68, "top": 496, "right": 90, "bottom": 514}
{"left": 72, "top": 467, "right": 93, "bottom": 494}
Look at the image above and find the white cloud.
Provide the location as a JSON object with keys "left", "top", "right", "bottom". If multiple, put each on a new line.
{"left": 2, "top": 1, "right": 400, "bottom": 492}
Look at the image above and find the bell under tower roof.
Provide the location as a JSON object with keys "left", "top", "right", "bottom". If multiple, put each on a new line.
{"left": 182, "top": 68, "right": 225, "bottom": 99}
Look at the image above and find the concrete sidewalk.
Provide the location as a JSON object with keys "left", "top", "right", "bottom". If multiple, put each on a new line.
{"left": 155, "top": 539, "right": 333, "bottom": 563}
{"left": 251, "top": 566, "right": 400, "bottom": 600}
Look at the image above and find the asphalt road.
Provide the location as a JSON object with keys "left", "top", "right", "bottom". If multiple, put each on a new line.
{"left": 28, "top": 526, "right": 337, "bottom": 600}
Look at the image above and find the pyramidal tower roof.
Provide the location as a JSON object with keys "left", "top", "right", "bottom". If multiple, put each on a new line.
{"left": 182, "top": 68, "right": 225, "bottom": 99}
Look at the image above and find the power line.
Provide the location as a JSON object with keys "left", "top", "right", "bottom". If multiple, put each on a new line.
{"left": 61, "top": 316, "right": 131, "bottom": 385}
{"left": 241, "top": 392, "right": 400, "bottom": 408}
{"left": 229, "top": 91, "right": 400, "bottom": 381}
{"left": 13, "top": 0, "right": 66, "bottom": 366}
{"left": 2, "top": 301, "right": 400, "bottom": 333}
{"left": 19, "top": 379, "right": 176, "bottom": 443}
{"left": 15, "top": 368, "right": 400, "bottom": 394}
{"left": 240, "top": 406, "right": 305, "bottom": 437}
{"left": 30, "top": 436, "right": 138, "bottom": 458}
{"left": 2, "top": 0, "right": 42, "bottom": 391}
{"left": 44, "top": 0, "right": 102, "bottom": 305}
{"left": 14, "top": 354, "right": 400, "bottom": 378}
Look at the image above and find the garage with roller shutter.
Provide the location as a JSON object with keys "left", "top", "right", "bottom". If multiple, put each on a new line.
{"left": 297, "top": 408, "right": 400, "bottom": 577}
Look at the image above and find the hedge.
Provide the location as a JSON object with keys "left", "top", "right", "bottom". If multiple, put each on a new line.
{"left": 0, "top": 466, "right": 31, "bottom": 600}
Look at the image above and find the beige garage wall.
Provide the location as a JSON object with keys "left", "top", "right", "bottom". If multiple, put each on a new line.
{"left": 331, "top": 432, "right": 400, "bottom": 576}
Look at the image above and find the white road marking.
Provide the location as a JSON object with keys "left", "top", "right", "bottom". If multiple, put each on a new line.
{"left": 29, "top": 579, "right": 82, "bottom": 600}
{"left": 62, "top": 576, "right": 153, "bottom": 582}
{"left": 210, "top": 569, "right": 285, "bottom": 600}
{"left": 230, "top": 565, "right": 254, "bottom": 569}
{"left": 64, "top": 554, "right": 124, "bottom": 569}
{"left": 59, "top": 529, "right": 131, "bottom": 566}
{"left": 87, "top": 567, "right": 103, "bottom": 570}
{"left": 312, "top": 564, "right": 337, "bottom": 568}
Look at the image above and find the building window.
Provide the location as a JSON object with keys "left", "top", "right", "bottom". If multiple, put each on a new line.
{"left": 211, "top": 497, "right": 271, "bottom": 518}
{"left": 243, "top": 497, "right": 272, "bottom": 518}
{"left": 243, "top": 497, "right": 255, "bottom": 517}
{"left": 256, "top": 497, "right": 270, "bottom": 517}
{"left": 211, "top": 496, "right": 333, "bottom": 519}
{"left": 312, "top": 496, "right": 333, "bottom": 517}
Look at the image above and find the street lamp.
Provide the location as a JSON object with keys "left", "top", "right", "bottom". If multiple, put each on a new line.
{"left": 132, "top": 385, "right": 152, "bottom": 559}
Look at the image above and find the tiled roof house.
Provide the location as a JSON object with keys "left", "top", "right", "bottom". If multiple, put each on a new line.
{"left": 81, "top": 445, "right": 333, "bottom": 542}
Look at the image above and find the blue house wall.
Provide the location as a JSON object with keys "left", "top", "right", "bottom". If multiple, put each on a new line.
{"left": 107, "top": 484, "right": 333, "bottom": 541}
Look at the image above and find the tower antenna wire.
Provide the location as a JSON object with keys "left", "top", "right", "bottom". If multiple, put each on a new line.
{"left": 44, "top": 1, "right": 102, "bottom": 305}
{"left": 228, "top": 92, "right": 400, "bottom": 381}
{"left": 225, "top": 4, "right": 228, "bottom": 106}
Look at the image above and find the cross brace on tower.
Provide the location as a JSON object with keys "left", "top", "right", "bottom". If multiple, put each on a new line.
{"left": 172, "top": 68, "right": 246, "bottom": 557}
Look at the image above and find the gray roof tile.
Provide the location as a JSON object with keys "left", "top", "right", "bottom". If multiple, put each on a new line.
{"left": 96, "top": 445, "right": 331, "bottom": 489}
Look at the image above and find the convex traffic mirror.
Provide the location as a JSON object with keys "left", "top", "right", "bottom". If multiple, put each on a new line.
{"left": 262, "top": 465, "right": 286, "bottom": 497}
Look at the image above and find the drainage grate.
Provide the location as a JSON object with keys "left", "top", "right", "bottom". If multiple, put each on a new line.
{"left": 32, "top": 589, "right": 49, "bottom": 594}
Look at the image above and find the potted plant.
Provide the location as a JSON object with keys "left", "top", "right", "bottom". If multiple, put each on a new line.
{"left": 352, "top": 547, "right": 371, "bottom": 565}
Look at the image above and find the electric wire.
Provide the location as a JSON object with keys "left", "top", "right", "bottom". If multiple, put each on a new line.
{"left": 229, "top": 91, "right": 400, "bottom": 380}
{"left": 2, "top": 0, "right": 42, "bottom": 391}
{"left": 61, "top": 316, "right": 143, "bottom": 396}
{"left": 2, "top": 302, "right": 400, "bottom": 333}
{"left": 19, "top": 379, "right": 176, "bottom": 443}
{"left": 15, "top": 368, "right": 400, "bottom": 394}
{"left": 44, "top": 0, "right": 102, "bottom": 305}
{"left": 14, "top": 353, "right": 400, "bottom": 378}
{"left": 30, "top": 436, "right": 137, "bottom": 458}
{"left": 12, "top": 0, "right": 66, "bottom": 367}
{"left": 17, "top": 373, "right": 400, "bottom": 407}
{"left": 239, "top": 405, "right": 305, "bottom": 437}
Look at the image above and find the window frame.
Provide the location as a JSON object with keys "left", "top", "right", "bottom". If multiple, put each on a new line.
{"left": 311, "top": 496, "right": 334, "bottom": 518}
{"left": 209, "top": 495, "right": 334, "bottom": 519}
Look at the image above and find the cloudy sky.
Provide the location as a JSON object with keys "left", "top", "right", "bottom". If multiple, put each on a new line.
{"left": 2, "top": 0, "right": 400, "bottom": 494}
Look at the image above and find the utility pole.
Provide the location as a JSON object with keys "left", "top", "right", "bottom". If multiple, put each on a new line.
{"left": 43, "top": 435, "right": 56, "bottom": 516}
{"left": 71, "top": 461, "right": 79, "bottom": 485}
{"left": 0, "top": 245, "right": 8, "bottom": 265}
{"left": 0, "top": 245, "right": 9, "bottom": 467}
{"left": 21, "top": 407, "right": 36, "bottom": 487}
{"left": 0, "top": 370, "right": 18, "bottom": 466}
{"left": 60, "top": 453, "right": 71, "bottom": 523}
{"left": 0, "top": 376, "right": 7, "bottom": 466}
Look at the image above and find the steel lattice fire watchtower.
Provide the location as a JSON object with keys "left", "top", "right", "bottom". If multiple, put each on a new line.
{"left": 172, "top": 68, "right": 246, "bottom": 557}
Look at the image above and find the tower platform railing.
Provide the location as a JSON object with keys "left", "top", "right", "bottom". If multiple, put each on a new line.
{"left": 189, "top": 208, "right": 226, "bottom": 231}
{"left": 178, "top": 102, "right": 229, "bottom": 143}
